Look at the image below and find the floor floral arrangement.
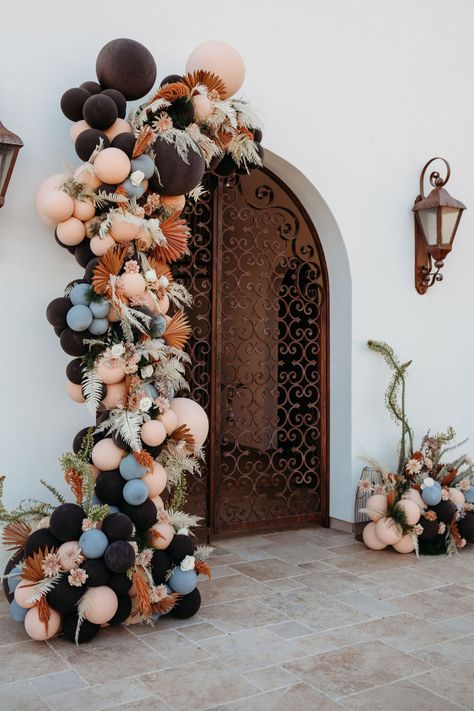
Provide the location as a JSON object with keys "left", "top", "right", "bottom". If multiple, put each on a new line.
{"left": 360, "top": 341, "right": 474, "bottom": 556}
{"left": 1, "top": 38, "right": 263, "bottom": 643}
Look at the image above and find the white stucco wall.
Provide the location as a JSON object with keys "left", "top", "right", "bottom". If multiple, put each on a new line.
{"left": 0, "top": 0, "right": 473, "bottom": 523}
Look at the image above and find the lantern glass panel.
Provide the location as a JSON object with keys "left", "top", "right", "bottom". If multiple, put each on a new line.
{"left": 441, "top": 206, "right": 461, "bottom": 246}
{"left": 0, "top": 144, "right": 15, "bottom": 195}
{"left": 418, "top": 207, "right": 438, "bottom": 246}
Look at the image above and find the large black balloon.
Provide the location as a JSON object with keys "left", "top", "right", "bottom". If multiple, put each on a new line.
{"left": 101, "top": 89, "right": 127, "bottom": 119}
{"left": 75, "top": 239, "right": 96, "bottom": 269}
{"left": 458, "top": 512, "right": 474, "bottom": 543}
{"left": 75, "top": 128, "right": 110, "bottom": 162}
{"left": 46, "top": 297, "right": 71, "bottom": 329}
{"left": 120, "top": 499, "right": 157, "bottom": 532}
{"left": 167, "top": 534, "right": 195, "bottom": 564}
{"left": 431, "top": 500, "right": 457, "bottom": 524}
{"left": 104, "top": 541, "right": 135, "bottom": 574}
{"left": 83, "top": 94, "right": 118, "bottom": 130}
{"left": 60, "top": 328, "right": 88, "bottom": 357}
{"left": 169, "top": 588, "right": 201, "bottom": 619}
{"left": 55, "top": 231, "right": 77, "bottom": 254}
{"left": 108, "top": 572, "right": 133, "bottom": 595}
{"left": 108, "top": 594, "right": 132, "bottom": 625}
{"left": 73, "top": 426, "right": 93, "bottom": 454}
{"left": 63, "top": 613, "right": 100, "bottom": 643}
{"left": 82, "top": 558, "right": 111, "bottom": 587}
{"left": 24, "top": 528, "right": 60, "bottom": 558}
{"left": 95, "top": 470, "right": 125, "bottom": 506}
{"left": 152, "top": 137, "right": 205, "bottom": 195}
{"left": 166, "top": 97, "right": 195, "bottom": 130}
{"left": 50, "top": 503, "right": 87, "bottom": 542}
{"left": 102, "top": 512, "right": 134, "bottom": 542}
{"left": 96, "top": 38, "right": 157, "bottom": 100}
{"left": 61, "top": 87, "right": 90, "bottom": 121}
{"left": 111, "top": 132, "right": 136, "bottom": 158}
{"left": 418, "top": 518, "right": 439, "bottom": 541}
{"left": 84, "top": 257, "right": 100, "bottom": 282}
{"left": 150, "top": 550, "right": 172, "bottom": 585}
{"left": 2, "top": 553, "right": 23, "bottom": 604}
{"left": 66, "top": 358, "right": 83, "bottom": 385}
{"left": 46, "top": 573, "right": 83, "bottom": 614}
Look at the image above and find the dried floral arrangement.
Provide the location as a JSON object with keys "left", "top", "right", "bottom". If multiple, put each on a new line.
{"left": 359, "top": 341, "right": 474, "bottom": 556}
{"left": 1, "top": 38, "right": 262, "bottom": 643}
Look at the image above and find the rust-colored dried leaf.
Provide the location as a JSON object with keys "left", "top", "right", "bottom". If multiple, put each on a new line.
{"left": 22, "top": 547, "right": 56, "bottom": 583}
{"left": 441, "top": 469, "right": 458, "bottom": 487}
{"left": 182, "top": 70, "right": 226, "bottom": 99}
{"left": 2, "top": 520, "right": 31, "bottom": 556}
{"left": 214, "top": 128, "right": 233, "bottom": 151}
{"left": 163, "top": 311, "right": 191, "bottom": 350}
{"left": 65, "top": 469, "right": 84, "bottom": 505}
{"left": 134, "top": 450, "right": 154, "bottom": 471}
{"left": 195, "top": 561, "right": 212, "bottom": 579}
{"left": 451, "top": 520, "right": 463, "bottom": 547}
{"left": 151, "top": 82, "right": 190, "bottom": 103}
{"left": 150, "top": 528, "right": 165, "bottom": 545}
{"left": 152, "top": 592, "right": 181, "bottom": 615}
{"left": 386, "top": 490, "right": 396, "bottom": 507}
{"left": 132, "top": 126, "right": 156, "bottom": 158}
{"left": 92, "top": 244, "right": 128, "bottom": 298}
{"left": 171, "top": 424, "right": 195, "bottom": 450}
{"left": 154, "top": 213, "right": 190, "bottom": 263}
{"left": 36, "top": 594, "right": 51, "bottom": 636}
{"left": 238, "top": 125, "right": 255, "bottom": 141}
{"left": 132, "top": 570, "right": 152, "bottom": 617}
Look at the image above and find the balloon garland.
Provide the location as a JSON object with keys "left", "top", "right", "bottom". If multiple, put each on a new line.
{"left": 1, "top": 38, "right": 263, "bottom": 643}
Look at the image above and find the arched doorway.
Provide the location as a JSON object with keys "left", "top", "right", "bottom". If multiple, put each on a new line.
{"left": 177, "top": 165, "right": 329, "bottom": 536}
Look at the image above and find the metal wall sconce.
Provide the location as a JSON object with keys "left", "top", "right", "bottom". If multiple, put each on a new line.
{"left": 413, "top": 157, "right": 466, "bottom": 294}
{"left": 0, "top": 122, "right": 23, "bottom": 208}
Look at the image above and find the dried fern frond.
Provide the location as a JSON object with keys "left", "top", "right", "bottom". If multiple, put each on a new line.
{"left": 132, "top": 126, "right": 156, "bottom": 158}
{"left": 92, "top": 245, "right": 128, "bottom": 297}
{"left": 154, "top": 213, "right": 190, "bottom": 263}
{"left": 182, "top": 70, "right": 226, "bottom": 99}
{"left": 170, "top": 424, "right": 195, "bottom": 450}
{"left": 2, "top": 520, "right": 31, "bottom": 555}
{"left": 195, "top": 544, "right": 214, "bottom": 561}
{"left": 164, "top": 311, "right": 191, "bottom": 350}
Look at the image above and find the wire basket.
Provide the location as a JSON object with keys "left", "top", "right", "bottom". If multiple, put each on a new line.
{"left": 354, "top": 466, "right": 384, "bottom": 540}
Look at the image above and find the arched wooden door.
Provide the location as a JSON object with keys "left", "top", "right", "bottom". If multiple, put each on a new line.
{"left": 176, "top": 167, "right": 329, "bottom": 536}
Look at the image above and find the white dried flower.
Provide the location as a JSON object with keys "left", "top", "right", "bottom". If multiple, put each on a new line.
{"left": 130, "top": 170, "right": 145, "bottom": 186}
{"left": 111, "top": 343, "right": 125, "bottom": 357}
{"left": 177, "top": 527, "right": 189, "bottom": 536}
{"left": 158, "top": 275, "right": 169, "bottom": 288}
{"left": 145, "top": 269, "right": 157, "bottom": 283}
{"left": 36, "top": 517, "right": 51, "bottom": 530}
{"left": 421, "top": 477, "right": 435, "bottom": 490}
{"left": 139, "top": 396, "right": 153, "bottom": 412}
{"left": 141, "top": 364, "right": 154, "bottom": 378}
{"left": 180, "top": 555, "right": 195, "bottom": 572}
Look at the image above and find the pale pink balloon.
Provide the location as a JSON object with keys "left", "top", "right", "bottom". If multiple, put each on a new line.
{"left": 396, "top": 499, "right": 420, "bottom": 526}
{"left": 192, "top": 94, "right": 213, "bottom": 120}
{"left": 57, "top": 217, "right": 86, "bottom": 246}
{"left": 24, "top": 605, "right": 61, "bottom": 641}
{"left": 35, "top": 173, "right": 67, "bottom": 227}
{"left": 96, "top": 360, "right": 125, "bottom": 385}
{"left": 362, "top": 521, "right": 387, "bottom": 550}
{"left": 94, "top": 147, "right": 131, "bottom": 184}
{"left": 159, "top": 409, "right": 178, "bottom": 436}
{"left": 84, "top": 586, "right": 118, "bottom": 625}
{"left": 109, "top": 215, "right": 141, "bottom": 243}
{"left": 151, "top": 495, "right": 164, "bottom": 511}
{"left": 448, "top": 488, "right": 465, "bottom": 506}
{"left": 143, "top": 462, "right": 167, "bottom": 497}
{"left": 42, "top": 190, "right": 75, "bottom": 223}
{"left": 70, "top": 120, "right": 92, "bottom": 143}
{"left": 73, "top": 199, "right": 96, "bottom": 221}
{"left": 120, "top": 273, "right": 146, "bottom": 298}
{"left": 140, "top": 291, "right": 159, "bottom": 314}
{"left": 365, "top": 494, "right": 388, "bottom": 522}
{"left": 402, "top": 488, "right": 426, "bottom": 511}
{"left": 141, "top": 420, "right": 167, "bottom": 446}
{"left": 160, "top": 195, "right": 186, "bottom": 214}
{"left": 102, "top": 381, "right": 127, "bottom": 409}
{"left": 104, "top": 118, "right": 133, "bottom": 141}
{"left": 66, "top": 381, "right": 85, "bottom": 403}
{"left": 393, "top": 534, "right": 416, "bottom": 554}
{"left": 74, "top": 164, "right": 101, "bottom": 190}
{"left": 186, "top": 41, "right": 246, "bottom": 98}
{"left": 150, "top": 523, "right": 175, "bottom": 549}
{"left": 14, "top": 582, "right": 36, "bottom": 609}
{"left": 375, "top": 517, "right": 402, "bottom": 545}
{"left": 90, "top": 234, "right": 115, "bottom": 256}
{"left": 58, "top": 541, "right": 83, "bottom": 570}
{"left": 91, "top": 438, "right": 124, "bottom": 470}
{"left": 170, "top": 397, "right": 209, "bottom": 446}
{"left": 91, "top": 465, "right": 99, "bottom": 480}
{"left": 156, "top": 293, "right": 170, "bottom": 315}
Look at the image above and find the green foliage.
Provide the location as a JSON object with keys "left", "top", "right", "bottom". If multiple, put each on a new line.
{"left": 0, "top": 475, "right": 53, "bottom": 523}
{"left": 40, "top": 479, "right": 66, "bottom": 504}
{"left": 87, "top": 504, "right": 110, "bottom": 522}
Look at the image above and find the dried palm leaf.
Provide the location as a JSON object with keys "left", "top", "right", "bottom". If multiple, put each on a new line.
{"left": 154, "top": 82, "right": 190, "bottom": 103}
{"left": 132, "top": 126, "right": 156, "bottom": 158}
{"left": 22, "top": 547, "right": 56, "bottom": 583}
{"left": 195, "top": 561, "right": 212, "bottom": 579}
{"left": 451, "top": 519, "right": 463, "bottom": 547}
{"left": 134, "top": 450, "right": 154, "bottom": 471}
{"left": 441, "top": 469, "right": 458, "bottom": 487}
{"left": 64, "top": 469, "right": 84, "bottom": 505}
{"left": 36, "top": 595, "right": 51, "bottom": 636}
{"left": 170, "top": 424, "right": 196, "bottom": 450}
{"left": 2, "top": 520, "right": 31, "bottom": 555}
{"left": 214, "top": 127, "right": 234, "bottom": 151}
{"left": 182, "top": 70, "right": 226, "bottom": 99}
{"left": 154, "top": 213, "right": 190, "bottom": 263}
{"left": 152, "top": 591, "right": 181, "bottom": 615}
{"left": 92, "top": 245, "right": 128, "bottom": 297}
{"left": 163, "top": 311, "right": 191, "bottom": 350}
{"left": 147, "top": 257, "right": 173, "bottom": 285}
{"left": 132, "top": 569, "right": 152, "bottom": 617}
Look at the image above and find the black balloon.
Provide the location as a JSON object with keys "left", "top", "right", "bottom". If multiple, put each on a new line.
{"left": 111, "top": 132, "right": 136, "bottom": 158}
{"left": 212, "top": 153, "right": 238, "bottom": 178}
{"left": 252, "top": 127, "right": 263, "bottom": 143}
{"left": 73, "top": 426, "right": 92, "bottom": 454}
{"left": 431, "top": 500, "right": 457, "bottom": 524}
{"left": 75, "top": 239, "right": 95, "bottom": 268}
{"left": 82, "top": 558, "right": 111, "bottom": 587}
{"left": 96, "top": 38, "right": 157, "bottom": 100}
{"left": 54, "top": 326, "right": 64, "bottom": 338}
{"left": 104, "top": 540, "right": 135, "bottom": 573}
{"left": 75, "top": 128, "right": 110, "bottom": 162}
{"left": 101, "top": 89, "right": 127, "bottom": 118}
{"left": 63, "top": 613, "right": 100, "bottom": 643}
{"left": 80, "top": 81, "right": 102, "bottom": 95}
{"left": 102, "top": 512, "right": 134, "bottom": 542}
{"left": 95, "top": 470, "right": 125, "bottom": 506}
{"left": 66, "top": 358, "right": 83, "bottom": 385}
{"left": 24, "top": 528, "right": 61, "bottom": 558}
{"left": 167, "top": 534, "right": 195, "bottom": 564}
{"left": 3, "top": 553, "right": 24, "bottom": 604}
{"left": 46, "top": 297, "right": 71, "bottom": 329}
{"left": 61, "top": 87, "right": 90, "bottom": 121}
{"left": 108, "top": 572, "right": 133, "bottom": 595}
{"left": 108, "top": 594, "right": 132, "bottom": 625}
{"left": 50, "top": 503, "right": 87, "bottom": 542}
{"left": 166, "top": 96, "right": 195, "bottom": 130}
{"left": 458, "top": 512, "right": 474, "bottom": 543}
{"left": 55, "top": 231, "right": 77, "bottom": 254}
{"left": 150, "top": 550, "right": 172, "bottom": 585}
{"left": 84, "top": 257, "right": 100, "bottom": 282}
{"left": 60, "top": 328, "right": 88, "bottom": 357}
{"left": 160, "top": 74, "right": 183, "bottom": 87}
{"left": 83, "top": 94, "right": 118, "bottom": 130}
{"left": 46, "top": 573, "right": 83, "bottom": 614}
{"left": 120, "top": 499, "right": 157, "bottom": 532}
{"left": 169, "top": 588, "right": 201, "bottom": 619}
{"left": 152, "top": 137, "right": 204, "bottom": 195}
{"left": 418, "top": 518, "right": 439, "bottom": 541}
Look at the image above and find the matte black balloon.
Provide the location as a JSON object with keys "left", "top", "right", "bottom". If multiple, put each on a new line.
{"left": 46, "top": 297, "right": 71, "bottom": 329}
{"left": 152, "top": 137, "right": 204, "bottom": 195}
{"left": 82, "top": 558, "right": 111, "bottom": 587}
{"left": 431, "top": 500, "right": 457, "bottom": 524}
{"left": 112, "top": 433, "right": 129, "bottom": 449}
{"left": 252, "top": 128, "right": 263, "bottom": 143}
{"left": 120, "top": 499, "right": 157, "bottom": 532}
{"left": 75, "top": 128, "right": 110, "bottom": 162}
{"left": 75, "top": 239, "right": 95, "bottom": 268}
{"left": 167, "top": 534, "right": 195, "bottom": 564}
{"left": 458, "top": 512, "right": 474, "bottom": 543}
{"left": 101, "top": 89, "right": 127, "bottom": 118}
{"left": 166, "top": 96, "right": 195, "bottom": 130}
{"left": 111, "top": 132, "right": 136, "bottom": 158}
{"left": 82, "top": 94, "right": 118, "bottom": 130}
{"left": 63, "top": 613, "right": 100, "bottom": 643}
{"left": 73, "top": 426, "right": 93, "bottom": 454}
{"left": 97, "top": 409, "right": 111, "bottom": 425}
{"left": 96, "top": 38, "right": 157, "bottom": 100}
{"left": 170, "top": 587, "right": 201, "bottom": 619}
{"left": 418, "top": 518, "right": 439, "bottom": 541}
{"left": 84, "top": 257, "right": 100, "bottom": 282}
{"left": 61, "top": 87, "right": 91, "bottom": 121}
{"left": 60, "top": 328, "right": 88, "bottom": 357}
{"left": 80, "top": 81, "right": 102, "bottom": 95}
{"left": 47, "top": 573, "right": 84, "bottom": 614}
{"left": 66, "top": 358, "right": 83, "bottom": 385}
{"left": 108, "top": 594, "right": 132, "bottom": 625}
{"left": 50, "top": 503, "right": 87, "bottom": 542}
{"left": 95, "top": 470, "right": 125, "bottom": 506}
{"left": 54, "top": 327, "right": 64, "bottom": 338}
{"left": 104, "top": 540, "right": 135, "bottom": 573}
{"left": 66, "top": 278, "right": 88, "bottom": 290}
{"left": 212, "top": 153, "right": 238, "bottom": 178}
{"left": 160, "top": 74, "right": 183, "bottom": 87}
{"left": 102, "top": 513, "right": 134, "bottom": 542}
{"left": 142, "top": 442, "right": 165, "bottom": 460}
{"left": 150, "top": 550, "right": 172, "bottom": 585}
{"left": 24, "top": 528, "right": 61, "bottom": 558}
{"left": 108, "top": 572, "right": 133, "bottom": 595}
{"left": 55, "top": 231, "right": 77, "bottom": 254}
{"left": 3, "top": 552, "right": 24, "bottom": 604}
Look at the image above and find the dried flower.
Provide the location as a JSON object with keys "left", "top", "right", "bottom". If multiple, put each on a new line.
{"left": 141, "top": 364, "right": 154, "bottom": 378}
{"left": 42, "top": 552, "right": 62, "bottom": 578}
{"left": 130, "top": 170, "right": 145, "bottom": 187}
{"left": 155, "top": 112, "right": 173, "bottom": 133}
{"left": 459, "top": 538, "right": 467, "bottom": 549}
{"left": 414, "top": 524, "right": 424, "bottom": 536}
{"left": 406, "top": 458, "right": 423, "bottom": 476}
{"left": 81, "top": 518, "right": 97, "bottom": 531}
{"left": 420, "top": 477, "right": 435, "bottom": 490}
{"left": 441, "top": 488, "right": 450, "bottom": 501}
{"left": 68, "top": 568, "right": 88, "bottom": 587}
{"left": 438, "top": 522, "right": 446, "bottom": 534}
{"left": 358, "top": 479, "right": 373, "bottom": 493}
{"left": 154, "top": 396, "right": 170, "bottom": 413}
{"left": 459, "top": 479, "right": 471, "bottom": 492}
{"left": 180, "top": 555, "right": 195, "bottom": 572}
{"left": 124, "top": 260, "right": 140, "bottom": 274}
{"left": 423, "top": 510, "right": 437, "bottom": 521}
{"left": 144, "top": 193, "right": 161, "bottom": 217}
{"left": 111, "top": 343, "right": 125, "bottom": 357}
{"left": 145, "top": 269, "right": 157, "bottom": 283}
{"left": 139, "top": 396, "right": 153, "bottom": 412}
{"left": 158, "top": 275, "right": 169, "bottom": 288}
{"left": 136, "top": 549, "right": 153, "bottom": 567}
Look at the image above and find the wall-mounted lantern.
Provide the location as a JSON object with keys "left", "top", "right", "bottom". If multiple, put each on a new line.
{"left": 413, "top": 157, "right": 466, "bottom": 294}
{"left": 0, "top": 122, "right": 23, "bottom": 208}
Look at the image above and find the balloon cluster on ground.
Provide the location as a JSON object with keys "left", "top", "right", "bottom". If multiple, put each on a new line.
{"left": 2, "top": 37, "right": 261, "bottom": 643}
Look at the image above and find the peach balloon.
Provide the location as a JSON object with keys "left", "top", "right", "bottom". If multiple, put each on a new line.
{"left": 150, "top": 523, "right": 175, "bottom": 549}
{"left": 120, "top": 273, "right": 146, "bottom": 298}
{"left": 448, "top": 488, "right": 465, "bottom": 506}
{"left": 393, "top": 534, "right": 416, "bottom": 554}
{"left": 107, "top": 306, "right": 121, "bottom": 323}
{"left": 170, "top": 397, "right": 209, "bottom": 446}
{"left": 192, "top": 94, "right": 213, "bottom": 120}
{"left": 90, "top": 234, "right": 115, "bottom": 256}
{"left": 56, "top": 217, "right": 86, "bottom": 246}
{"left": 160, "top": 195, "right": 186, "bottom": 213}
{"left": 140, "top": 291, "right": 159, "bottom": 314}
{"left": 362, "top": 521, "right": 387, "bottom": 550}
{"left": 104, "top": 118, "right": 133, "bottom": 141}
{"left": 151, "top": 495, "right": 164, "bottom": 511}
{"left": 35, "top": 173, "right": 67, "bottom": 227}
{"left": 58, "top": 541, "right": 83, "bottom": 570}
{"left": 83, "top": 586, "right": 118, "bottom": 625}
{"left": 396, "top": 499, "right": 420, "bottom": 526}
{"left": 159, "top": 409, "right": 178, "bottom": 436}
{"left": 94, "top": 147, "right": 131, "bottom": 184}
{"left": 91, "top": 438, "right": 124, "bottom": 470}
{"left": 156, "top": 293, "right": 170, "bottom": 315}
{"left": 24, "top": 605, "right": 61, "bottom": 641}
{"left": 70, "top": 120, "right": 92, "bottom": 142}
{"left": 73, "top": 199, "right": 96, "bottom": 221}
{"left": 402, "top": 488, "right": 426, "bottom": 511}
{"left": 365, "top": 494, "right": 388, "bottom": 522}
{"left": 66, "top": 381, "right": 85, "bottom": 403}
{"left": 42, "top": 190, "right": 75, "bottom": 223}
{"left": 141, "top": 420, "right": 167, "bottom": 446}
{"left": 74, "top": 164, "right": 101, "bottom": 190}
{"left": 186, "top": 41, "right": 246, "bottom": 98}
{"left": 109, "top": 215, "right": 141, "bottom": 242}
{"left": 91, "top": 465, "right": 100, "bottom": 480}
{"left": 102, "top": 381, "right": 127, "bottom": 409}
{"left": 143, "top": 462, "right": 167, "bottom": 497}
{"left": 375, "top": 517, "right": 402, "bottom": 545}
{"left": 128, "top": 581, "right": 138, "bottom": 597}
{"left": 96, "top": 360, "right": 125, "bottom": 385}
{"left": 14, "top": 582, "right": 36, "bottom": 609}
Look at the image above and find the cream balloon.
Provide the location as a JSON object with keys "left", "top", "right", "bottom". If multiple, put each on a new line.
{"left": 14, "top": 581, "right": 36, "bottom": 609}
{"left": 156, "top": 293, "right": 170, "bottom": 315}
{"left": 151, "top": 495, "right": 164, "bottom": 512}
{"left": 102, "top": 381, "right": 127, "bottom": 409}
{"left": 96, "top": 360, "right": 125, "bottom": 385}
{"left": 364, "top": 494, "right": 387, "bottom": 522}
{"left": 160, "top": 194, "right": 186, "bottom": 213}
{"left": 192, "top": 94, "right": 213, "bottom": 120}
{"left": 375, "top": 517, "right": 402, "bottom": 545}
{"left": 66, "top": 381, "right": 85, "bottom": 403}
{"left": 57, "top": 541, "right": 83, "bottom": 571}
{"left": 186, "top": 41, "right": 246, "bottom": 98}
{"left": 74, "top": 164, "right": 101, "bottom": 190}
{"left": 24, "top": 605, "right": 61, "bottom": 641}
{"left": 93, "top": 147, "right": 131, "bottom": 184}
{"left": 35, "top": 173, "right": 67, "bottom": 227}
{"left": 393, "top": 534, "right": 416, "bottom": 554}
{"left": 70, "top": 120, "right": 92, "bottom": 142}
{"left": 159, "top": 409, "right": 178, "bottom": 435}
{"left": 109, "top": 215, "right": 141, "bottom": 243}
{"left": 83, "top": 586, "right": 118, "bottom": 625}
{"left": 402, "top": 488, "right": 427, "bottom": 511}
{"left": 42, "top": 190, "right": 75, "bottom": 223}
{"left": 141, "top": 420, "right": 167, "bottom": 446}
{"left": 104, "top": 118, "right": 133, "bottom": 141}
{"left": 170, "top": 397, "right": 209, "bottom": 446}
{"left": 362, "top": 521, "right": 387, "bottom": 550}
{"left": 448, "top": 488, "right": 465, "bottom": 506}
{"left": 90, "top": 234, "right": 115, "bottom": 256}
{"left": 73, "top": 199, "right": 96, "bottom": 221}
{"left": 396, "top": 499, "right": 420, "bottom": 526}
{"left": 150, "top": 523, "right": 175, "bottom": 550}
{"left": 120, "top": 273, "right": 146, "bottom": 298}
{"left": 56, "top": 217, "right": 86, "bottom": 246}
{"left": 143, "top": 462, "right": 167, "bottom": 497}
{"left": 91, "top": 438, "right": 124, "bottom": 470}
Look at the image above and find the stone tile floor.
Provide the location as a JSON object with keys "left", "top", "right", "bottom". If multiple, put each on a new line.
{"left": 1, "top": 526, "right": 474, "bottom": 709}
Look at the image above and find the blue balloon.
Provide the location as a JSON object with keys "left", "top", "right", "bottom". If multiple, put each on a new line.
{"left": 89, "top": 298, "right": 110, "bottom": 319}
{"left": 7, "top": 566, "right": 23, "bottom": 593}
{"left": 168, "top": 567, "right": 197, "bottom": 595}
{"left": 70, "top": 282, "right": 92, "bottom": 306}
{"left": 120, "top": 454, "right": 147, "bottom": 480}
{"left": 465, "top": 487, "right": 474, "bottom": 504}
{"left": 10, "top": 600, "right": 27, "bottom": 623}
{"left": 89, "top": 318, "right": 109, "bottom": 335}
{"left": 131, "top": 155, "right": 155, "bottom": 180}
{"left": 66, "top": 304, "right": 93, "bottom": 332}
{"left": 123, "top": 479, "right": 148, "bottom": 506}
{"left": 151, "top": 612, "right": 161, "bottom": 623}
{"left": 91, "top": 493, "right": 102, "bottom": 506}
{"left": 121, "top": 178, "right": 146, "bottom": 198}
{"left": 143, "top": 383, "right": 158, "bottom": 400}
{"left": 422, "top": 485, "right": 442, "bottom": 506}
{"left": 108, "top": 505, "right": 120, "bottom": 513}
{"left": 79, "top": 529, "right": 108, "bottom": 558}
{"left": 149, "top": 315, "right": 167, "bottom": 338}
{"left": 432, "top": 480, "right": 441, "bottom": 489}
